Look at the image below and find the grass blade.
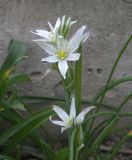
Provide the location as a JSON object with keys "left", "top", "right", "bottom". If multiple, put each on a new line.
{"left": 108, "top": 131, "right": 132, "bottom": 160}
{"left": 86, "top": 117, "right": 119, "bottom": 155}
{"left": 0, "top": 107, "right": 52, "bottom": 154}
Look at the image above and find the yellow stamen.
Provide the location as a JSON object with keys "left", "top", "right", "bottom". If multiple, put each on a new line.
{"left": 67, "top": 118, "right": 73, "bottom": 126}
{"left": 57, "top": 50, "right": 67, "bottom": 59}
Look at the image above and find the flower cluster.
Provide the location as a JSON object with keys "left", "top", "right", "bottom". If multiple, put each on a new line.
{"left": 32, "top": 16, "right": 95, "bottom": 135}
{"left": 32, "top": 16, "right": 89, "bottom": 79}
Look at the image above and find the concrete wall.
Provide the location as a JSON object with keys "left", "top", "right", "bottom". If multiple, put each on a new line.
{"left": 0, "top": 0, "right": 132, "bottom": 113}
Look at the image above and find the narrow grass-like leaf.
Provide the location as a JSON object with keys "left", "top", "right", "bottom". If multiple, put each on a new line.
{"left": 107, "top": 132, "right": 132, "bottom": 160}
{"left": 86, "top": 117, "right": 119, "bottom": 155}
{"left": 88, "top": 35, "right": 132, "bottom": 133}
{"left": 84, "top": 112, "right": 115, "bottom": 124}
{"left": 119, "top": 112, "right": 132, "bottom": 117}
{"left": 55, "top": 148, "right": 69, "bottom": 160}
{"left": 20, "top": 96, "right": 115, "bottom": 111}
{"left": 0, "top": 106, "right": 54, "bottom": 159}
{"left": 116, "top": 92, "right": 132, "bottom": 113}
{"left": 0, "top": 107, "right": 52, "bottom": 154}
{"left": 8, "top": 74, "right": 31, "bottom": 86}
{"left": 97, "top": 35, "right": 132, "bottom": 108}
{"left": 0, "top": 155, "right": 15, "bottom": 160}
{"left": 93, "top": 76, "right": 132, "bottom": 102}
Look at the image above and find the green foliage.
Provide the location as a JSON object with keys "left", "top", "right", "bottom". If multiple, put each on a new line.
{"left": 55, "top": 148, "right": 69, "bottom": 160}
{"left": 0, "top": 35, "right": 131, "bottom": 160}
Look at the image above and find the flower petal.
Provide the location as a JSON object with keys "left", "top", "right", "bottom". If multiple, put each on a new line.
{"left": 81, "top": 32, "right": 89, "bottom": 42}
{"left": 53, "top": 105, "right": 69, "bottom": 122}
{"left": 70, "top": 26, "right": 86, "bottom": 42}
{"left": 41, "top": 56, "right": 59, "bottom": 63}
{"left": 47, "top": 21, "right": 54, "bottom": 32}
{"left": 56, "top": 36, "right": 63, "bottom": 50}
{"left": 57, "top": 36, "right": 68, "bottom": 51}
{"left": 60, "top": 16, "right": 65, "bottom": 32}
{"left": 69, "top": 26, "right": 86, "bottom": 53}
{"left": 65, "top": 17, "right": 71, "bottom": 29}
{"left": 70, "top": 95, "right": 76, "bottom": 118}
{"left": 31, "top": 30, "right": 49, "bottom": 39}
{"left": 54, "top": 17, "right": 61, "bottom": 32}
{"left": 58, "top": 60, "right": 68, "bottom": 79}
{"left": 33, "top": 38, "right": 49, "bottom": 43}
{"left": 50, "top": 116, "right": 67, "bottom": 127}
{"left": 66, "top": 53, "right": 80, "bottom": 61}
{"left": 76, "top": 106, "right": 95, "bottom": 124}
{"left": 36, "top": 42, "right": 57, "bottom": 55}
{"left": 61, "top": 126, "right": 70, "bottom": 133}
{"left": 70, "top": 21, "right": 77, "bottom": 26}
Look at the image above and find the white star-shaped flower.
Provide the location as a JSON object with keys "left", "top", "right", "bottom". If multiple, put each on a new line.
{"left": 50, "top": 95, "right": 95, "bottom": 133}
{"left": 36, "top": 26, "right": 89, "bottom": 79}
{"left": 32, "top": 16, "right": 76, "bottom": 44}
{"left": 32, "top": 17, "right": 61, "bottom": 43}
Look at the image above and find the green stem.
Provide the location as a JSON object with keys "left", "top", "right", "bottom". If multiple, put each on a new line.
{"left": 75, "top": 44, "right": 82, "bottom": 114}
{"left": 69, "top": 128, "right": 77, "bottom": 160}
{"left": 63, "top": 79, "right": 71, "bottom": 110}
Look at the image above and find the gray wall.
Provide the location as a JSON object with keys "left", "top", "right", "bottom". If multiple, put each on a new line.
{"left": 0, "top": 0, "right": 132, "bottom": 113}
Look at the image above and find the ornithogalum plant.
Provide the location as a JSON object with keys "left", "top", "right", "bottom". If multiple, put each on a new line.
{"left": 31, "top": 16, "right": 132, "bottom": 160}
{"left": 0, "top": 16, "right": 131, "bottom": 160}
{"left": 32, "top": 16, "right": 95, "bottom": 158}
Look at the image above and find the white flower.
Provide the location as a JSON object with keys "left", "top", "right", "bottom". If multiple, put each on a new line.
{"left": 37, "top": 26, "right": 89, "bottom": 79}
{"left": 32, "top": 16, "right": 76, "bottom": 43}
{"left": 32, "top": 17, "right": 61, "bottom": 43}
{"left": 50, "top": 95, "right": 95, "bottom": 133}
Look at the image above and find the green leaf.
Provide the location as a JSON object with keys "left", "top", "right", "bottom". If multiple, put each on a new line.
{"left": 108, "top": 132, "right": 131, "bottom": 160}
{"left": 86, "top": 117, "right": 119, "bottom": 155}
{"left": 93, "top": 76, "right": 132, "bottom": 102}
{"left": 84, "top": 112, "right": 115, "bottom": 124}
{"left": 0, "top": 39, "right": 27, "bottom": 77}
{"left": 0, "top": 155, "right": 15, "bottom": 160}
{"left": 116, "top": 92, "right": 132, "bottom": 113}
{"left": 8, "top": 74, "right": 31, "bottom": 85}
{"left": 11, "top": 102, "right": 26, "bottom": 111}
{"left": 0, "top": 107, "right": 53, "bottom": 154}
{"left": 0, "top": 103, "right": 54, "bottom": 159}
{"left": 20, "top": 96, "right": 115, "bottom": 111}
{"left": 88, "top": 35, "right": 132, "bottom": 133}
{"left": 55, "top": 148, "right": 69, "bottom": 160}
{"left": 97, "top": 35, "right": 132, "bottom": 106}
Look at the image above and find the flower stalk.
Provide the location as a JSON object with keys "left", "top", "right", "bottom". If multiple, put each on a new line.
{"left": 75, "top": 44, "right": 82, "bottom": 114}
